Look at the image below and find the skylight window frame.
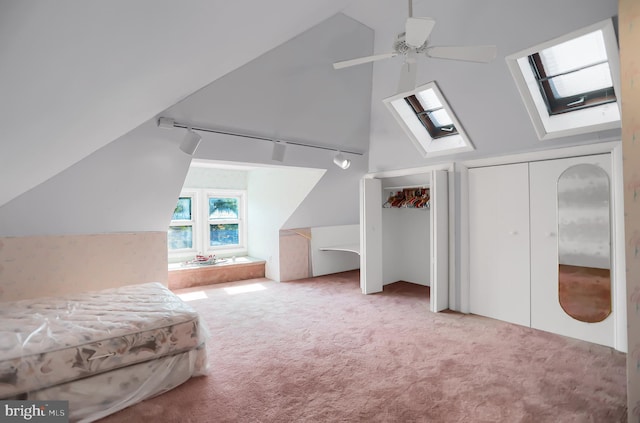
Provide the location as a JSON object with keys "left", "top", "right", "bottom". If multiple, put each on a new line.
{"left": 528, "top": 53, "right": 616, "bottom": 115}
{"left": 505, "top": 18, "right": 621, "bottom": 140}
{"left": 383, "top": 81, "right": 474, "bottom": 158}
{"left": 404, "top": 94, "right": 459, "bottom": 139}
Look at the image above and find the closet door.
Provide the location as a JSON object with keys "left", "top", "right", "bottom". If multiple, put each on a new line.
{"left": 360, "top": 178, "right": 383, "bottom": 294}
{"left": 430, "top": 170, "right": 449, "bottom": 312}
{"left": 529, "top": 154, "right": 614, "bottom": 347}
{"left": 469, "top": 163, "right": 531, "bottom": 326}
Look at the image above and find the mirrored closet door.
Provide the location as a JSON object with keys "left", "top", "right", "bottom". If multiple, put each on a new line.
{"left": 469, "top": 153, "right": 619, "bottom": 348}
{"left": 529, "top": 154, "right": 614, "bottom": 347}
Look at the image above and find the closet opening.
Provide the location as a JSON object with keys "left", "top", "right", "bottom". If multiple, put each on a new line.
{"left": 360, "top": 169, "right": 449, "bottom": 312}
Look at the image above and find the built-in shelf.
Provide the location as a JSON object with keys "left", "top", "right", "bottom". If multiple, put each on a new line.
{"left": 318, "top": 243, "right": 361, "bottom": 255}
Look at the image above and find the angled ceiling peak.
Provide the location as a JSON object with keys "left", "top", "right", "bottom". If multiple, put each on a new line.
{"left": 0, "top": 0, "right": 353, "bottom": 207}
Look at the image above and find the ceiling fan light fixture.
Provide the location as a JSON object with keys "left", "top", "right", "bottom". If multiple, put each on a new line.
{"left": 331, "top": 0, "right": 497, "bottom": 86}
{"left": 333, "top": 152, "right": 351, "bottom": 170}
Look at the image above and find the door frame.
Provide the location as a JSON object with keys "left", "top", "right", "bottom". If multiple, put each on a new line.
{"left": 430, "top": 169, "right": 449, "bottom": 312}
{"left": 361, "top": 162, "right": 454, "bottom": 311}
{"left": 459, "top": 140, "right": 627, "bottom": 352}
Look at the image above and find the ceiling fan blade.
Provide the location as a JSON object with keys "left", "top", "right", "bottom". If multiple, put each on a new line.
{"left": 425, "top": 45, "right": 497, "bottom": 63}
{"left": 397, "top": 59, "right": 418, "bottom": 94}
{"left": 405, "top": 17, "right": 436, "bottom": 49}
{"left": 333, "top": 52, "right": 398, "bottom": 69}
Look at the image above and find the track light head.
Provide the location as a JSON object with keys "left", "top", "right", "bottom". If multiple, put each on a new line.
{"left": 180, "top": 129, "right": 202, "bottom": 155}
{"left": 333, "top": 152, "right": 351, "bottom": 170}
{"left": 271, "top": 141, "right": 286, "bottom": 162}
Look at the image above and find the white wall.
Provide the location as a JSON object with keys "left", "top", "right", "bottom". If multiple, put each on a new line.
{"left": 183, "top": 166, "right": 247, "bottom": 190}
{"left": 382, "top": 208, "right": 430, "bottom": 286}
{"left": 309, "top": 225, "right": 360, "bottom": 276}
{"left": 247, "top": 167, "right": 325, "bottom": 280}
{"left": 0, "top": 119, "right": 189, "bottom": 236}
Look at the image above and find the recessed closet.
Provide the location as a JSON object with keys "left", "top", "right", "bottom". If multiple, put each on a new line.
{"left": 360, "top": 169, "right": 449, "bottom": 312}
{"left": 468, "top": 152, "right": 626, "bottom": 350}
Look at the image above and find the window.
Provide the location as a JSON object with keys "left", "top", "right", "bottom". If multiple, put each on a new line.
{"left": 529, "top": 30, "right": 616, "bottom": 115}
{"left": 168, "top": 193, "right": 196, "bottom": 252}
{"left": 207, "top": 195, "right": 242, "bottom": 249}
{"left": 383, "top": 81, "right": 474, "bottom": 157}
{"left": 506, "top": 18, "right": 621, "bottom": 140}
{"left": 405, "top": 92, "right": 458, "bottom": 139}
{"left": 168, "top": 189, "right": 246, "bottom": 259}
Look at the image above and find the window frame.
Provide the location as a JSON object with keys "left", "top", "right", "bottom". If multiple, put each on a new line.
{"left": 168, "top": 189, "right": 247, "bottom": 261}
{"left": 168, "top": 192, "right": 197, "bottom": 254}
{"left": 506, "top": 18, "right": 621, "bottom": 140}
{"left": 205, "top": 190, "right": 247, "bottom": 253}
{"left": 404, "top": 94, "right": 459, "bottom": 139}
{"left": 528, "top": 52, "right": 616, "bottom": 116}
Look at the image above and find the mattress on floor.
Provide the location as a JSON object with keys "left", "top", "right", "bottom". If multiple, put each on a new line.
{"left": 26, "top": 345, "right": 208, "bottom": 423}
{"left": 0, "top": 282, "right": 209, "bottom": 398}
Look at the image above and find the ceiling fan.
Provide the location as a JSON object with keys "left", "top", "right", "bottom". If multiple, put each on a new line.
{"left": 333, "top": 0, "right": 497, "bottom": 93}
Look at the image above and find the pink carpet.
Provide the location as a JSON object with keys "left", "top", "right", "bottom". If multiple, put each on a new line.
{"left": 98, "top": 270, "right": 627, "bottom": 422}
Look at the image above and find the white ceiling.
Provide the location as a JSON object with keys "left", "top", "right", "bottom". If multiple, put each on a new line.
{"left": 0, "top": 0, "right": 354, "bottom": 207}
{"left": 341, "top": 0, "right": 619, "bottom": 172}
{"left": 0, "top": 0, "right": 620, "bottom": 208}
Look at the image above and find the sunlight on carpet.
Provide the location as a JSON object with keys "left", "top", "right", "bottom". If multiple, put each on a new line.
{"left": 176, "top": 290, "right": 208, "bottom": 302}
{"left": 223, "top": 283, "right": 267, "bottom": 295}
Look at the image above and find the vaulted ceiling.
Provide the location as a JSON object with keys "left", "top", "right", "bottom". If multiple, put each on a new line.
{"left": 0, "top": 0, "right": 619, "bottom": 210}
{"left": 0, "top": 0, "right": 354, "bottom": 207}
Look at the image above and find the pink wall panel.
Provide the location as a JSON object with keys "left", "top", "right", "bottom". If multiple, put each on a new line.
{"left": 279, "top": 229, "right": 311, "bottom": 282}
{"left": 620, "top": 0, "right": 640, "bottom": 419}
{"left": 0, "top": 232, "right": 167, "bottom": 301}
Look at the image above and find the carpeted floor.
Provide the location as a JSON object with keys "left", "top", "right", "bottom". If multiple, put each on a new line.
{"left": 98, "top": 270, "right": 627, "bottom": 423}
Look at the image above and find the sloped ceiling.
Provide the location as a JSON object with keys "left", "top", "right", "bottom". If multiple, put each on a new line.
{"left": 341, "top": 0, "right": 619, "bottom": 171}
{"left": 0, "top": 0, "right": 354, "bottom": 207}
{"left": 0, "top": 11, "right": 373, "bottom": 237}
{"left": 162, "top": 12, "right": 373, "bottom": 155}
{"left": 0, "top": 0, "right": 620, "bottom": 211}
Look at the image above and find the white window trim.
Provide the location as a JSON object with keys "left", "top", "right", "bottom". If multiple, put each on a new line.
{"left": 168, "top": 191, "right": 198, "bottom": 256}
{"left": 383, "top": 81, "right": 474, "bottom": 158}
{"left": 168, "top": 189, "right": 247, "bottom": 262}
{"left": 204, "top": 189, "right": 247, "bottom": 255}
{"left": 505, "top": 18, "right": 621, "bottom": 140}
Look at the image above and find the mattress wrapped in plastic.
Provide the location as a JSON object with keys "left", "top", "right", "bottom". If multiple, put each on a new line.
{"left": 28, "top": 345, "right": 208, "bottom": 423}
{"left": 0, "top": 282, "right": 209, "bottom": 400}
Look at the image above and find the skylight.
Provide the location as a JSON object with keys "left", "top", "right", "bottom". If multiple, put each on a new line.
{"left": 405, "top": 94, "right": 458, "bottom": 139}
{"left": 383, "top": 81, "right": 474, "bottom": 157}
{"left": 506, "top": 19, "right": 621, "bottom": 140}
{"left": 530, "top": 30, "right": 616, "bottom": 115}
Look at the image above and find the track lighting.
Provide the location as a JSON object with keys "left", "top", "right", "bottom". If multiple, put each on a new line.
{"left": 180, "top": 129, "right": 202, "bottom": 155}
{"left": 158, "top": 117, "right": 361, "bottom": 166}
{"left": 271, "top": 141, "right": 286, "bottom": 162}
{"left": 333, "top": 152, "right": 351, "bottom": 170}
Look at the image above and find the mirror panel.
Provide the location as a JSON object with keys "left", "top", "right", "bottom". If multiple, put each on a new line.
{"left": 557, "top": 164, "right": 611, "bottom": 323}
